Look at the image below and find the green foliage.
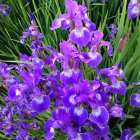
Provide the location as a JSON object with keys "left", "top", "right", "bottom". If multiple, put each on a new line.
{"left": 0, "top": 0, "right": 140, "bottom": 139}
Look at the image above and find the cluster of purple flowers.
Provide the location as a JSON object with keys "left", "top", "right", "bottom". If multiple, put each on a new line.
{"left": 0, "top": 0, "right": 139, "bottom": 140}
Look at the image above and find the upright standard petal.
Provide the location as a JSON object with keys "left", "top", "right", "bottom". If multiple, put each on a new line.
{"left": 69, "top": 27, "right": 91, "bottom": 47}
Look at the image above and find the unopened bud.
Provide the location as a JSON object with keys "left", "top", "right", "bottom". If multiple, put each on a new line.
{"left": 118, "top": 34, "right": 128, "bottom": 53}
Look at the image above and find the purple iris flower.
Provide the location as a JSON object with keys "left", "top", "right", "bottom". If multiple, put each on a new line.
{"left": 51, "top": 0, "right": 94, "bottom": 47}
{"left": 90, "top": 106, "right": 109, "bottom": 125}
{"left": 20, "top": 12, "right": 43, "bottom": 49}
{"left": 109, "top": 105, "right": 125, "bottom": 119}
{"left": 97, "top": 64, "right": 126, "bottom": 95}
{"left": 0, "top": 3, "right": 11, "bottom": 16}
{"left": 128, "top": 0, "right": 140, "bottom": 19}
{"left": 109, "top": 24, "right": 118, "bottom": 39}
{"left": 120, "top": 129, "right": 135, "bottom": 140}
{"left": 8, "top": 84, "right": 27, "bottom": 101}
{"left": 44, "top": 107, "right": 88, "bottom": 139}
{"left": 130, "top": 93, "right": 140, "bottom": 107}
{"left": 31, "top": 95, "right": 50, "bottom": 113}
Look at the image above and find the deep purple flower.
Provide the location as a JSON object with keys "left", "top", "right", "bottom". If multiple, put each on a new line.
{"left": 109, "top": 105, "right": 125, "bottom": 119}
{"left": 31, "top": 95, "right": 50, "bottom": 113}
{"left": 130, "top": 93, "right": 140, "bottom": 107}
{"left": 0, "top": 3, "right": 11, "bottom": 16}
{"left": 8, "top": 84, "right": 26, "bottom": 101}
{"left": 128, "top": 0, "right": 140, "bottom": 19}
{"left": 20, "top": 12, "right": 43, "bottom": 49}
{"left": 120, "top": 129, "right": 135, "bottom": 140}
{"left": 109, "top": 24, "right": 118, "bottom": 39}
{"left": 90, "top": 106, "right": 109, "bottom": 125}
{"left": 69, "top": 27, "right": 91, "bottom": 47}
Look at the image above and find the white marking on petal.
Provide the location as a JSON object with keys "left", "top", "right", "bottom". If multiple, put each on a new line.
{"left": 96, "top": 94, "right": 101, "bottom": 101}
{"left": 69, "top": 95, "right": 76, "bottom": 104}
{"left": 135, "top": 95, "right": 140, "bottom": 103}
{"left": 74, "top": 28, "right": 84, "bottom": 38}
{"left": 112, "top": 82, "right": 120, "bottom": 89}
{"left": 74, "top": 135, "right": 82, "bottom": 140}
{"left": 35, "top": 96, "right": 44, "bottom": 104}
{"left": 74, "top": 108, "right": 84, "bottom": 116}
{"left": 93, "top": 108, "right": 101, "bottom": 116}
{"left": 89, "top": 52, "right": 98, "bottom": 60}
{"left": 63, "top": 70, "right": 72, "bottom": 77}
{"left": 132, "top": 6, "right": 139, "bottom": 14}
{"left": 131, "top": 0, "right": 138, "bottom": 4}
{"left": 50, "top": 127, "right": 54, "bottom": 133}
{"left": 15, "top": 89, "right": 21, "bottom": 96}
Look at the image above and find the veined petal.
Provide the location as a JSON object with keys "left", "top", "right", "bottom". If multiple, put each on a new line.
{"left": 31, "top": 95, "right": 50, "bottom": 113}
{"left": 88, "top": 52, "right": 102, "bottom": 68}
{"left": 60, "top": 69, "right": 82, "bottom": 84}
{"left": 8, "top": 84, "right": 26, "bottom": 101}
{"left": 106, "top": 81, "right": 126, "bottom": 95}
{"left": 69, "top": 27, "right": 91, "bottom": 47}
{"left": 89, "top": 106, "right": 109, "bottom": 125}
{"left": 70, "top": 107, "right": 88, "bottom": 125}
{"left": 130, "top": 93, "right": 140, "bottom": 107}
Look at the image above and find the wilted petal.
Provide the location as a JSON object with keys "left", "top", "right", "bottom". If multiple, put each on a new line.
{"left": 90, "top": 106, "right": 109, "bottom": 125}
{"left": 118, "top": 35, "right": 128, "bottom": 53}
{"left": 130, "top": 93, "right": 140, "bottom": 107}
{"left": 69, "top": 27, "right": 91, "bottom": 47}
{"left": 60, "top": 69, "right": 82, "bottom": 84}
